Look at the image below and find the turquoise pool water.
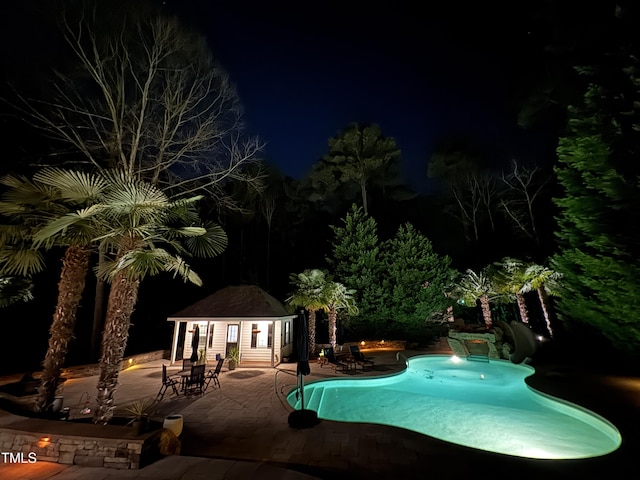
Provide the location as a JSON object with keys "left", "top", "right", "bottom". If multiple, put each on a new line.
{"left": 287, "top": 355, "right": 621, "bottom": 459}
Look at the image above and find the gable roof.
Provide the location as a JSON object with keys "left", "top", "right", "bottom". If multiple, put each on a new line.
{"left": 169, "top": 285, "right": 293, "bottom": 318}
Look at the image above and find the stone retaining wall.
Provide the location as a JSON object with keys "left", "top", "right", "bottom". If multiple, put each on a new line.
{"left": 0, "top": 414, "right": 171, "bottom": 469}
{"left": 0, "top": 427, "right": 145, "bottom": 469}
{"left": 0, "top": 350, "right": 170, "bottom": 387}
{"left": 60, "top": 350, "right": 169, "bottom": 379}
{"left": 447, "top": 330, "right": 512, "bottom": 359}
{"left": 356, "top": 340, "right": 406, "bottom": 350}
{"left": 0, "top": 350, "right": 175, "bottom": 469}
{"left": 314, "top": 341, "right": 406, "bottom": 355}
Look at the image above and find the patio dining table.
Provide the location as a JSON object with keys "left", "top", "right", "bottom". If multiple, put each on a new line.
{"left": 175, "top": 366, "right": 207, "bottom": 392}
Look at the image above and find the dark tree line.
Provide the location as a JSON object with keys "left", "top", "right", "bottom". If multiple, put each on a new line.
{"left": 3, "top": 0, "right": 640, "bottom": 375}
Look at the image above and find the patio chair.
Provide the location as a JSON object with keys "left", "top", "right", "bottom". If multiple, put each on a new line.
{"left": 156, "top": 364, "right": 180, "bottom": 401}
{"left": 204, "top": 358, "right": 224, "bottom": 391}
{"left": 349, "top": 345, "right": 374, "bottom": 370}
{"left": 323, "top": 347, "right": 349, "bottom": 372}
{"left": 184, "top": 364, "right": 206, "bottom": 396}
{"left": 182, "top": 358, "right": 195, "bottom": 371}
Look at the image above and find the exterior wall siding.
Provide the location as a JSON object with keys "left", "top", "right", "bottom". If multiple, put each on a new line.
{"left": 240, "top": 320, "right": 272, "bottom": 364}
{"left": 204, "top": 322, "right": 228, "bottom": 363}
{"left": 171, "top": 317, "right": 296, "bottom": 368}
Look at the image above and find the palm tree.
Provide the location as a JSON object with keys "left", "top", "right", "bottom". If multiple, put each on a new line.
{"left": 0, "top": 169, "right": 106, "bottom": 412}
{"left": 286, "top": 269, "right": 328, "bottom": 356}
{"left": 524, "top": 264, "right": 562, "bottom": 337}
{"left": 450, "top": 268, "right": 497, "bottom": 328}
{"left": 493, "top": 257, "right": 531, "bottom": 324}
{"left": 321, "top": 281, "right": 358, "bottom": 348}
{"left": 32, "top": 171, "right": 227, "bottom": 423}
{"left": 94, "top": 180, "right": 225, "bottom": 423}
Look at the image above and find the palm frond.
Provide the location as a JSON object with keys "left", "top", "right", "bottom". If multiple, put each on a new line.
{"left": 168, "top": 195, "right": 204, "bottom": 209}
{"left": 0, "top": 248, "right": 46, "bottom": 276}
{"left": 171, "top": 226, "right": 208, "bottom": 237}
{"left": 0, "top": 201, "right": 31, "bottom": 215}
{"left": 33, "top": 168, "right": 107, "bottom": 204}
{"left": 163, "top": 195, "right": 203, "bottom": 224}
{"left": 102, "top": 180, "right": 168, "bottom": 211}
{"left": 183, "top": 223, "right": 227, "bottom": 258}
{"left": 524, "top": 264, "right": 562, "bottom": 296}
{"left": 0, "top": 175, "right": 61, "bottom": 216}
{"left": 103, "top": 248, "right": 202, "bottom": 286}
{"left": 32, "top": 205, "right": 105, "bottom": 248}
{"left": 164, "top": 255, "right": 202, "bottom": 286}
{"left": 0, "top": 224, "right": 31, "bottom": 248}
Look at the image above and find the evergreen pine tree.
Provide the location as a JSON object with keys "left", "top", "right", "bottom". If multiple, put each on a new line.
{"left": 381, "top": 224, "right": 452, "bottom": 339}
{"left": 326, "top": 204, "right": 384, "bottom": 336}
{"left": 328, "top": 206, "right": 453, "bottom": 341}
{"left": 551, "top": 61, "right": 640, "bottom": 353}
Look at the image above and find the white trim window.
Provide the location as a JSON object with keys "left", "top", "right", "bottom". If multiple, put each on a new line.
{"left": 251, "top": 323, "right": 272, "bottom": 348}
{"left": 207, "top": 324, "right": 214, "bottom": 348}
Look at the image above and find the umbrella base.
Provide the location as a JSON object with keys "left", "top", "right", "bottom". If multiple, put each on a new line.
{"left": 288, "top": 409, "right": 319, "bottom": 429}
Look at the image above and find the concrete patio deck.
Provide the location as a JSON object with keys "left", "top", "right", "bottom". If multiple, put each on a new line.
{"left": 1, "top": 339, "right": 640, "bottom": 479}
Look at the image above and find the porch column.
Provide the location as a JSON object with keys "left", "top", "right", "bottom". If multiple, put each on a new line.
{"left": 204, "top": 321, "right": 211, "bottom": 360}
{"left": 170, "top": 320, "right": 181, "bottom": 364}
{"left": 271, "top": 319, "right": 276, "bottom": 367}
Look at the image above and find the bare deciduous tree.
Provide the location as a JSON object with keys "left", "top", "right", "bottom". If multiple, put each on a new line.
{"left": 499, "top": 160, "right": 550, "bottom": 247}
{"left": 450, "top": 170, "right": 497, "bottom": 243}
{"left": 259, "top": 189, "right": 277, "bottom": 289}
{"left": 9, "top": 7, "right": 263, "bottom": 200}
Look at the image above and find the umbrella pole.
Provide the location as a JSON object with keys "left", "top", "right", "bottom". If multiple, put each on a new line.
{"left": 287, "top": 310, "right": 317, "bottom": 429}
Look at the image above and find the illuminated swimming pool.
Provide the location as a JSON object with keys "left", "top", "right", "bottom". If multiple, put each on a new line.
{"left": 287, "top": 355, "right": 621, "bottom": 459}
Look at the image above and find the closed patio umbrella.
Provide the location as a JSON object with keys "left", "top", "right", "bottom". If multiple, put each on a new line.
{"left": 189, "top": 324, "right": 200, "bottom": 363}
{"left": 296, "top": 310, "right": 310, "bottom": 377}
{"left": 288, "top": 310, "right": 318, "bottom": 428}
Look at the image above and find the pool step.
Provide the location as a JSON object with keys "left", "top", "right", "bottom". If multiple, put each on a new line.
{"left": 305, "top": 387, "right": 325, "bottom": 412}
{"left": 468, "top": 354, "right": 490, "bottom": 363}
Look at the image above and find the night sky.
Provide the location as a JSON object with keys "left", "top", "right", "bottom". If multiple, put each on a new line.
{"left": 160, "top": 1, "right": 549, "bottom": 193}
{"left": 0, "top": 1, "right": 554, "bottom": 192}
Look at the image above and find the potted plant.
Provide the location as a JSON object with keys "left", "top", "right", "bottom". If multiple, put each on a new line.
{"left": 198, "top": 348, "right": 206, "bottom": 365}
{"left": 124, "top": 397, "right": 157, "bottom": 435}
{"left": 226, "top": 347, "right": 240, "bottom": 370}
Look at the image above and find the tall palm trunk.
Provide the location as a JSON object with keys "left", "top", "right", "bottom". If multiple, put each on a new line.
{"left": 308, "top": 310, "right": 317, "bottom": 357}
{"left": 479, "top": 295, "right": 493, "bottom": 328}
{"left": 35, "top": 245, "right": 91, "bottom": 413}
{"left": 90, "top": 243, "right": 107, "bottom": 360}
{"left": 515, "top": 294, "right": 529, "bottom": 324}
{"left": 537, "top": 287, "right": 554, "bottom": 337}
{"left": 328, "top": 306, "right": 337, "bottom": 347}
{"left": 93, "top": 270, "right": 140, "bottom": 423}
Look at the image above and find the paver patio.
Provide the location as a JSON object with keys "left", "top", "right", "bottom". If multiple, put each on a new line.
{"left": 1, "top": 339, "right": 640, "bottom": 479}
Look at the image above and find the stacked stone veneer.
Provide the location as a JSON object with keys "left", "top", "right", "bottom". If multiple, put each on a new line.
{"left": 59, "top": 350, "right": 169, "bottom": 379}
{"left": 0, "top": 415, "right": 160, "bottom": 469}
{"left": 0, "top": 350, "right": 174, "bottom": 469}
{"left": 315, "top": 341, "right": 406, "bottom": 355}
{"left": 447, "top": 328, "right": 512, "bottom": 360}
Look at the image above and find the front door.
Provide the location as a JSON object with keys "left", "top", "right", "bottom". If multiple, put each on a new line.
{"left": 226, "top": 324, "right": 239, "bottom": 357}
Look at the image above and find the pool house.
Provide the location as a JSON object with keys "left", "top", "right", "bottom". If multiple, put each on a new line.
{"left": 167, "top": 285, "right": 296, "bottom": 368}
